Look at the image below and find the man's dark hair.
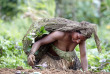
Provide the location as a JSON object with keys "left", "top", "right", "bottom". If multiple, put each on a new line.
{"left": 75, "top": 30, "right": 81, "bottom": 34}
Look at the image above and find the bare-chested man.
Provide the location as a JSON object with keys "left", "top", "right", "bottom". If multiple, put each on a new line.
{"left": 28, "top": 30, "right": 88, "bottom": 71}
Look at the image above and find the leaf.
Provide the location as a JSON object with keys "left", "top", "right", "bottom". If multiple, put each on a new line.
{"left": 36, "top": 26, "right": 49, "bottom": 37}
{"left": 42, "top": 30, "right": 49, "bottom": 34}
{"left": 40, "top": 26, "right": 45, "bottom": 32}
{"left": 41, "top": 26, "right": 49, "bottom": 34}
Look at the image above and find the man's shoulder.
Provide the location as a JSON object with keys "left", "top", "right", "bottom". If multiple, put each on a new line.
{"left": 53, "top": 31, "right": 65, "bottom": 34}
{"left": 50, "top": 31, "right": 65, "bottom": 39}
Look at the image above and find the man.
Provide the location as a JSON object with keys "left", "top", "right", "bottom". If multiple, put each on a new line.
{"left": 23, "top": 18, "right": 101, "bottom": 71}
{"left": 28, "top": 30, "right": 88, "bottom": 71}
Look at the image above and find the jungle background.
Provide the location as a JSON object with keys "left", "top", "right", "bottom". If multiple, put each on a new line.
{"left": 0, "top": 0, "right": 110, "bottom": 72}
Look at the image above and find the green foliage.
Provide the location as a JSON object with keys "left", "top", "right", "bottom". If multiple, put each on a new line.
{"left": 26, "top": 0, "right": 55, "bottom": 18}
{"left": 0, "top": 15, "right": 32, "bottom": 69}
{"left": 0, "top": 38, "right": 31, "bottom": 69}
{"left": 74, "top": 0, "right": 100, "bottom": 24}
{"left": 100, "top": 0, "right": 110, "bottom": 25}
{"left": 36, "top": 26, "right": 49, "bottom": 37}
{"left": 62, "top": 0, "right": 110, "bottom": 25}
{"left": 0, "top": 44, "right": 31, "bottom": 69}
{"left": 87, "top": 49, "right": 110, "bottom": 72}
{"left": 0, "top": 0, "right": 22, "bottom": 19}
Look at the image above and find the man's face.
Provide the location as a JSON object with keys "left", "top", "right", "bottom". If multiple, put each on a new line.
{"left": 71, "top": 32, "right": 86, "bottom": 44}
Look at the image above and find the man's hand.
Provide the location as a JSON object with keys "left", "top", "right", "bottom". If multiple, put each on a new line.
{"left": 28, "top": 54, "right": 35, "bottom": 66}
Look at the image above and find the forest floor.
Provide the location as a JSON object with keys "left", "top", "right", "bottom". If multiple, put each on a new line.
{"left": 0, "top": 68, "right": 110, "bottom": 74}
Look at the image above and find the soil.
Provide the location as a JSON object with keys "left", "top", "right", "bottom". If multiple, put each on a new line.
{"left": 0, "top": 68, "right": 110, "bottom": 74}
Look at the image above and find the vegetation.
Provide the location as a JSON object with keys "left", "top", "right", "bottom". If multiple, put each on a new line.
{"left": 0, "top": 0, "right": 110, "bottom": 72}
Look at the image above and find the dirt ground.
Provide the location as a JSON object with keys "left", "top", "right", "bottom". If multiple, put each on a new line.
{"left": 0, "top": 68, "right": 110, "bottom": 74}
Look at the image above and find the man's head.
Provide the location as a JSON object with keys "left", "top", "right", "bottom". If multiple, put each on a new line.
{"left": 71, "top": 31, "right": 86, "bottom": 44}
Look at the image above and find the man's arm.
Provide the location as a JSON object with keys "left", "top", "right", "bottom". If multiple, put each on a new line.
{"left": 30, "top": 31, "right": 64, "bottom": 55}
{"left": 79, "top": 41, "right": 88, "bottom": 71}
{"left": 28, "top": 31, "right": 64, "bottom": 66}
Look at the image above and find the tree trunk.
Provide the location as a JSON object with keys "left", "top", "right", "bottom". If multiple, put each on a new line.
{"left": 55, "top": 0, "right": 76, "bottom": 20}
